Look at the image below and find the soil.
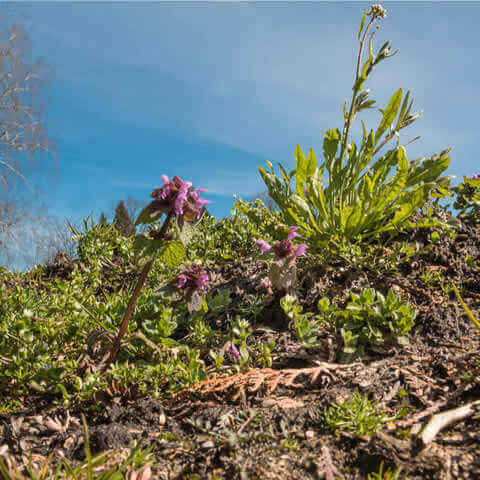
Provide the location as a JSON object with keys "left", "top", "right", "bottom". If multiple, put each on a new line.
{"left": 1, "top": 220, "right": 480, "bottom": 479}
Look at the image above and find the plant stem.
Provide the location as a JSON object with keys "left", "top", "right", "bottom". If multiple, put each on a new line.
{"left": 103, "top": 211, "right": 174, "bottom": 370}
{"left": 336, "top": 16, "right": 375, "bottom": 226}
{"left": 339, "top": 16, "right": 375, "bottom": 166}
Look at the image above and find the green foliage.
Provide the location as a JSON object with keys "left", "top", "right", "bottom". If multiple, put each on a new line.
{"left": 188, "top": 201, "right": 278, "bottom": 263}
{"left": 331, "top": 288, "right": 415, "bottom": 359}
{"left": 453, "top": 176, "right": 480, "bottom": 221}
{"left": 280, "top": 295, "right": 324, "bottom": 346}
{"left": 367, "top": 462, "right": 406, "bottom": 480}
{"left": 258, "top": 10, "right": 452, "bottom": 254}
{"left": 69, "top": 216, "right": 136, "bottom": 267}
{"left": 324, "top": 390, "right": 395, "bottom": 435}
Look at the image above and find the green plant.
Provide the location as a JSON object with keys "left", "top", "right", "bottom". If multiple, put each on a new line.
{"left": 258, "top": 4, "right": 452, "bottom": 254}
{"left": 280, "top": 294, "right": 325, "bottom": 346}
{"left": 332, "top": 288, "right": 415, "bottom": 359}
{"left": 367, "top": 461, "right": 406, "bottom": 480}
{"left": 257, "top": 226, "right": 307, "bottom": 294}
{"left": 453, "top": 174, "right": 480, "bottom": 221}
{"left": 104, "top": 175, "right": 210, "bottom": 367}
{"left": 231, "top": 317, "right": 252, "bottom": 369}
{"left": 324, "top": 390, "right": 397, "bottom": 435}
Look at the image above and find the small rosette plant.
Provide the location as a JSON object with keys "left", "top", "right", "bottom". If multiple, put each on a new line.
{"left": 257, "top": 226, "right": 307, "bottom": 294}
{"left": 258, "top": 4, "right": 452, "bottom": 253}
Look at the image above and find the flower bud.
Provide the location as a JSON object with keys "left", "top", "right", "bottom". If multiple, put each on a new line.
{"left": 368, "top": 4, "right": 387, "bottom": 19}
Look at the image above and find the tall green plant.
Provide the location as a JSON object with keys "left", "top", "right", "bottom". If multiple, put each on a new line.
{"left": 259, "top": 4, "right": 452, "bottom": 252}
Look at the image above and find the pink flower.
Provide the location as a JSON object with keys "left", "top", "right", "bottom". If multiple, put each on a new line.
{"left": 472, "top": 174, "right": 480, "bottom": 180}
{"left": 149, "top": 176, "right": 210, "bottom": 221}
{"left": 196, "top": 273, "right": 209, "bottom": 292}
{"left": 173, "top": 264, "right": 210, "bottom": 296}
{"left": 287, "top": 226, "right": 299, "bottom": 241}
{"left": 294, "top": 244, "right": 307, "bottom": 257}
{"left": 260, "top": 277, "right": 273, "bottom": 290}
{"left": 256, "top": 239, "right": 272, "bottom": 254}
{"left": 176, "top": 274, "right": 187, "bottom": 288}
{"left": 259, "top": 226, "right": 307, "bottom": 262}
{"left": 229, "top": 342, "right": 240, "bottom": 360}
{"left": 159, "top": 175, "right": 171, "bottom": 199}
{"left": 174, "top": 181, "right": 192, "bottom": 215}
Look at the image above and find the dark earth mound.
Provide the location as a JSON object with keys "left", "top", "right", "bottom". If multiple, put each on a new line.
{"left": 1, "top": 220, "right": 479, "bottom": 479}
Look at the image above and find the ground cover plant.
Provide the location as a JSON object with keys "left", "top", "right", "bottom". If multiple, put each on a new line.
{"left": 0, "top": 4, "right": 479, "bottom": 479}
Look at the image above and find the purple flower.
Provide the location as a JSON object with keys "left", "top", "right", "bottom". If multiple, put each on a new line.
{"left": 159, "top": 175, "right": 171, "bottom": 199}
{"left": 196, "top": 273, "right": 209, "bottom": 292}
{"left": 256, "top": 239, "right": 272, "bottom": 254}
{"left": 472, "top": 174, "right": 480, "bottom": 180}
{"left": 260, "top": 277, "right": 273, "bottom": 290}
{"left": 174, "top": 181, "right": 192, "bottom": 215}
{"left": 173, "top": 263, "right": 210, "bottom": 297}
{"left": 176, "top": 274, "right": 187, "bottom": 288}
{"left": 229, "top": 342, "right": 240, "bottom": 360}
{"left": 287, "top": 226, "right": 299, "bottom": 241}
{"left": 294, "top": 244, "right": 307, "bottom": 257}
{"left": 150, "top": 176, "right": 210, "bottom": 221}
{"left": 258, "top": 225, "right": 307, "bottom": 263}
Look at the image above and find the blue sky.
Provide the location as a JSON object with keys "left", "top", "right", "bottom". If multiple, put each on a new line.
{"left": 1, "top": 1, "right": 480, "bottom": 268}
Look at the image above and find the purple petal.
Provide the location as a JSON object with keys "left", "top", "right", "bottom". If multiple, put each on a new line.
{"left": 287, "top": 226, "right": 299, "bottom": 241}
{"left": 294, "top": 244, "right": 308, "bottom": 257}
{"left": 260, "top": 277, "right": 273, "bottom": 290}
{"left": 174, "top": 181, "right": 191, "bottom": 215}
{"left": 176, "top": 274, "right": 187, "bottom": 288}
{"left": 230, "top": 343, "right": 240, "bottom": 360}
{"left": 159, "top": 174, "right": 171, "bottom": 199}
{"left": 196, "top": 273, "right": 209, "bottom": 291}
{"left": 256, "top": 239, "right": 272, "bottom": 254}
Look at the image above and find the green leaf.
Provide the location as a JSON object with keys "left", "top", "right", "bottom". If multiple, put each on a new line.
{"left": 306, "top": 148, "right": 317, "bottom": 177}
{"left": 158, "top": 240, "right": 186, "bottom": 269}
{"left": 323, "top": 129, "right": 341, "bottom": 171}
{"left": 295, "top": 144, "right": 307, "bottom": 196}
{"left": 133, "top": 234, "right": 163, "bottom": 258}
{"left": 375, "top": 89, "right": 403, "bottom": 145}
{"left": 135, "top": 202, "right": 164, "bottom": 226}
{"left": 358, "top": 8, "right": 367, "bottom": 40}
{"left": 176, "top": 218, "right": 196, "bottom": 247}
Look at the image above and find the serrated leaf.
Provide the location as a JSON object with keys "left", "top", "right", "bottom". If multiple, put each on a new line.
{"left": 159, "top": 240, "right": 186, "bottom": 269}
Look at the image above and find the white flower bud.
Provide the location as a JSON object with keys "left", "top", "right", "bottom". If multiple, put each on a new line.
{"left": 368, "top": 4, "right": 387, "bottom": 19}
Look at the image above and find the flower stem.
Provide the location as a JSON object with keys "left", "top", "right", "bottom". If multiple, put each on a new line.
{"left": 339, "top": 16, "right": 375, "bottom": 165}
{"left": 336, "top": 15, "right": 375, "bottom": 223}
{"left": 102, "top": 211, "right": 174, "bottom": 371}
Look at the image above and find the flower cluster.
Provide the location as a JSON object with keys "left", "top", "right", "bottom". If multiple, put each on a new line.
{"left": 368, "top": 4, "right": 386, "bottom": 19}
{"left": 257, "top": 226, "right": 307, "bottom": 264}
{"left": 472, "top": 173, "right": 479, "bottom": 180}
{"left": 174, "top": 263, "right": 210, "bottom": 295}
{"left": 150, "top": 175, "right": 210, "bottom": 221}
